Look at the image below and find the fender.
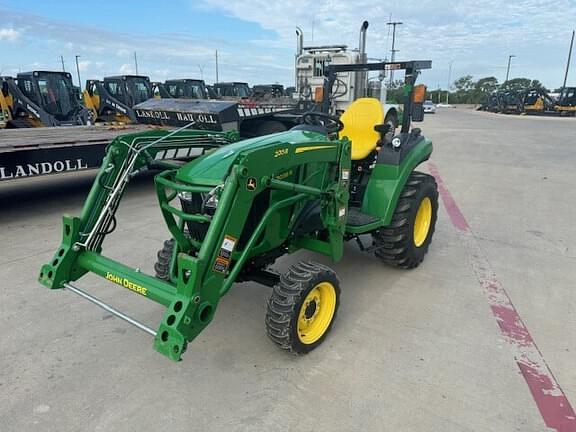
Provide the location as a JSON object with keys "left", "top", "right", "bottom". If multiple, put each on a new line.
{"left": 361, "top": 136, "right": 432, "bottom": 224}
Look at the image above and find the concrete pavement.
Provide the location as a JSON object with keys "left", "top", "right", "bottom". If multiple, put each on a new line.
{"left": 0, "top": 108, "right": 574, "bottom": 431}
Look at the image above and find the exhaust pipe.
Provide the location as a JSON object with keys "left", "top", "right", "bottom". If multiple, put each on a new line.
{"left": 358, "top": 20, "right": 369, "bottom": 63}
{"left": 295, "top": 27, "right": 304, "bottom": 88}
{"left": 296, "top": 27, "right": 304, "bottom": 56}
{"left": 355, "top": 21, "right": 369, "bottom": 98}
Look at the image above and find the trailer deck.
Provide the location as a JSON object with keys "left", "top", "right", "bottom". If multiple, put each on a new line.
{"left": 0, "top": 125, "right": 149, "bottom": 181}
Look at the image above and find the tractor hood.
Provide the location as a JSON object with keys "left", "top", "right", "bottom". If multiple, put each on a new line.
{"left": 175, "top": 130, "right": 329, "bottom": 186}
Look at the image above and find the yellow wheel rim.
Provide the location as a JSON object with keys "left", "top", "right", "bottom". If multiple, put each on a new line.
{"left": 297, "top": 282, "right": 337, "bottom": 344}
{"left": 413, "top": 197, "right": 432, "bottom": 247}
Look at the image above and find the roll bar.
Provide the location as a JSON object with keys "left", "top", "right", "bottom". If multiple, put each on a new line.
{"left": 321, "top": 60, "right": 432, "bottom": 133}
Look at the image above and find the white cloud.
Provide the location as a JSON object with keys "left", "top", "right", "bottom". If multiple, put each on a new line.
{"left": 116, "top": 48, "right": 130, "bottom": 57}
{"left": 78, "top": 60, "right": 91, "bottom": 72}
{"left": 0, "top": 28, "right": 20, "bottom": 41}
{"left": 153, "top": 69, "right": 170, "bottom": 78}
{"left": 1, "top": 2, "right": 574, "bottom": 87}
{"left": 197, "top": 0, "right": 576, "bottom": 87}
{"left": 118, "top": 63, "right": 134, "bottom": 74}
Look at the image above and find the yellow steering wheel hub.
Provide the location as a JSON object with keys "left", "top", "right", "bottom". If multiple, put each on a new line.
{"left": 297, "top": 282, "right": 337, "bottom": 344}
{"left": 413, "top": 197, "right": 432, "bottom": 247}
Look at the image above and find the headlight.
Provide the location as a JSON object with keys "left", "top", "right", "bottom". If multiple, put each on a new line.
{"left": 202, "top": 184, "right": 223, "bottom": 212}
{"left": 204, "top": 193, "right": 219, "bottom": 209}
{"left": 178, "top": 191, "right": 193, "bottom": 201}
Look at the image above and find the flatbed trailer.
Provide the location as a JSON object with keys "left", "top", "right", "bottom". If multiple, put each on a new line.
{"left": 0, "top": 125, "right": 149, "bottom": 182}
{"left": 0, "top": 98, "right": 307, "bottom": 183}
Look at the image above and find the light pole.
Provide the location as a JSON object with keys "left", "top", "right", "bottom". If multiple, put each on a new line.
{"left": 505, "top": 55, "right": 515, "bottom": 83}
{"left": 386, "top": 21, "right": 403, "bottom": 86}
{"left": 75, "top": 55, "right": 82, "bottom": 92}
{"left": 215, "top": 50, "right": 219, "bottom": 83}
{"left": 197, "top": 65, "right": 204, "bottom": 80}
{"left": 563, "top": 30, "right": 575, "bottom": 89}
{"left": 134, "top": 52, "right": 139, "bottom": 75}
{"left": 446, "top": 60, "right": 454, "bottom": 104}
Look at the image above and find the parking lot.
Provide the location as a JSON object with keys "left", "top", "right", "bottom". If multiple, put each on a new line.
{"left": 1, "top": 108, "right": 575, "bottom": 431}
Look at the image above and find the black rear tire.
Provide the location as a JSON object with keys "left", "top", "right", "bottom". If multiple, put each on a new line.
{"left": 372, "top": 171, "right": 438, "bottom": 269}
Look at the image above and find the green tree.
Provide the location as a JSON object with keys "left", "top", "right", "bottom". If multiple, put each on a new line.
{"left": 500, "top": 78, "right": 532, "bottom": 93}
{"left": 385, "top": 79, "right": 406, "bottom": 103}
{"left": 529, "top": 80, "right": 548, "bottom": 92}
{"left": 475, "top": 77, "right": 499, "bottom": 94}
{"left": 451, "top": 75, "right": 477, "bottom": 103}
{"left": 454, "top": 75, "right": 475, "bottom": 92}
{"left": 442, "top": 75, "right": 551, "bottom": 105}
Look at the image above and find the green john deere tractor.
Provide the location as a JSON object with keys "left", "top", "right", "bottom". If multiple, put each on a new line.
{"left": 39, "top": 60, "right": 438, "bottom": 361}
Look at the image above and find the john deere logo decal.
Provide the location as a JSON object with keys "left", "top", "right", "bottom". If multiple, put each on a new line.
{"left": 246, "top": 177, "right": 257, "bottom": 191}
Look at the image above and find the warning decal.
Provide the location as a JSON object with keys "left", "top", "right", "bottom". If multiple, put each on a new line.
{"left": 213, "top": 235, "right": 237, "bottom": 273}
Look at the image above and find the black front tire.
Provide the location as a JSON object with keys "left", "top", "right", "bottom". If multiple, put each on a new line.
{"left": 265, "top": 261, "right": 340, "bottom": 354}
{"left": 373, "top": 171, "right": 438, "bottom": 269}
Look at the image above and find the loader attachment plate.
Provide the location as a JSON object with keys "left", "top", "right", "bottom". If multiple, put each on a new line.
{"left": 134, "top": 98, "right": 239, "bottom": 129}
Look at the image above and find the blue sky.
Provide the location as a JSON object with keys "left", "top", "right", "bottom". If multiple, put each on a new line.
{"left": 0, "top": 0, "right": 575, "bottom": 90}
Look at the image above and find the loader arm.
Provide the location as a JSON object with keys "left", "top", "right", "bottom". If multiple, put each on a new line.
{"left": 40, "top": 126, "right": 239, "bottom": 286}
{"left": 39, "top": 126, "right": 350, "bottom": 361}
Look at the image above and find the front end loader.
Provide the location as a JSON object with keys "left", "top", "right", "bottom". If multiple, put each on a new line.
{"left": 39, "top": 60, "right": 437, "bottom": 361}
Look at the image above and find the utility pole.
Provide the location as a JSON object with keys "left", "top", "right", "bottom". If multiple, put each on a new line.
{"left": 505, "top": 54, "right": 515, "bottom": 83}
{"left": 311, "top": 16, "right": 315, "bottom": 43}
{"left": 562, "top": 30, "right": 575, "bottom": 88}
{"left": 215, "top": 50, "right": 219, "bottom": 83}
{"left": 60, "top": 55, "right": 66, "bottom": 72}
{"left": 75, "top": 55, "right": 82, "bottom": 92}
{"left": 134, "top": 52, "right": 139, "bottom": 75}
{"left": 386, "top": 21, "right": 403, "bottom": 86}
{"left": 197, "top": 65, "right": 204, "bottom": 80}
{"left": 446, "top": 61, "right": 454, "bottom": 104}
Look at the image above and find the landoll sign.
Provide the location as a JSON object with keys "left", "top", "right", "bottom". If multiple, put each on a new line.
{"left": 132, "top": 99, "right": 240, "bottom": 129}
{"left": 0, "top": 144, "right": 106, "bottom": 182}
{"left": 135, "top": 109, "right": 219, "bottom": 126}
{"left": 0, "top": 159, "right": 88, "bottom": 180}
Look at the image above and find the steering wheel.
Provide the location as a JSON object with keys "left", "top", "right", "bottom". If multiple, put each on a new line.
{"left": 302, "top": 111, "right": 344, "bottom": 134}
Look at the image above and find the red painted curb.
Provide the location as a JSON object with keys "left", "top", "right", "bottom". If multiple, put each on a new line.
{"left": 428, "top": 162, "right": 576, "bottom": 432}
